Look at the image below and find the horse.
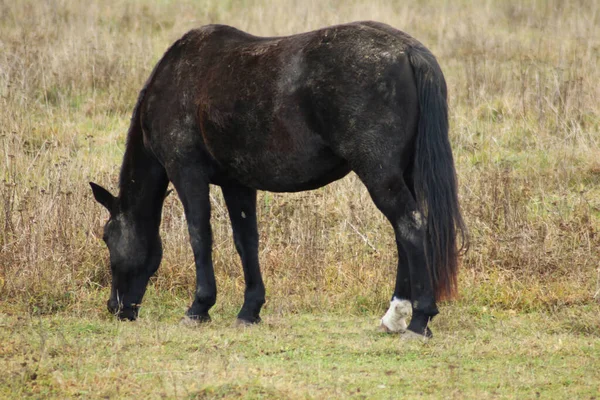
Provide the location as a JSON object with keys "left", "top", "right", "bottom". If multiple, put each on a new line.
{"left": 90, "top": 21, "right": 467, "bottom": 338}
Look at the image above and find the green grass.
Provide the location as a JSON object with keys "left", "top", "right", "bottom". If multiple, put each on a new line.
{"left": 1, "top": 299, "right": 599, "bottom": 399}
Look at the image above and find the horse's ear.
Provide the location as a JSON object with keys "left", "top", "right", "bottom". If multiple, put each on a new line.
{"left": 90, "top": 182, "right": 116, "bottom": 212}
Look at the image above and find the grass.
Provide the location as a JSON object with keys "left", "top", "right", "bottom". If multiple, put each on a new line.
{"left": 2, "top": 297, "right": 599, "bottom": 399}
{"left": 1, "top": 0, "right": 600, "bottom": 397}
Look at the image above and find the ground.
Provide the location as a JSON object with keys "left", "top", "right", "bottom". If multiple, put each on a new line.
{"left": 1, "top": 291, "right": 599, "bottom": 399}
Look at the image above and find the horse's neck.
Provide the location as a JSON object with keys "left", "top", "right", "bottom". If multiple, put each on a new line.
{"left": 118, "top": 132, "right": 168, "bottom": 223}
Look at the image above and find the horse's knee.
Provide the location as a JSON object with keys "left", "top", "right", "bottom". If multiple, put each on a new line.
{"left": 195, "top": 290, "right": 216, "bottom": 306}
{"left": 396, "top": 214, "right": 424, "bottom": 245}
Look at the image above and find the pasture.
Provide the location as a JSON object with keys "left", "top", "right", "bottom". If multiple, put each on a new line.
{"left": 1, "top": 0, "right": 599, "bottom": 398}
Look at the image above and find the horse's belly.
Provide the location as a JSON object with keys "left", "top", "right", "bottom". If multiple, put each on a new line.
{"left": 216, "top": 145, "right": 350, "bottom": 192}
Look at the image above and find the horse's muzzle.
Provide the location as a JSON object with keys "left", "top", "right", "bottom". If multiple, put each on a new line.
{"left": 107, "top": 299, "right": 139, "bottom": 321}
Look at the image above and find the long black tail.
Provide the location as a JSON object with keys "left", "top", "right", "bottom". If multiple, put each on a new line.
{"left": 407, "top": 45, "right": 468, "bottom": 301}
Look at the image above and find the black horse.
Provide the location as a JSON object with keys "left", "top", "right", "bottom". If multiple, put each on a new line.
{"left": 90, "top": 21, "right": 466, "bottom": 338}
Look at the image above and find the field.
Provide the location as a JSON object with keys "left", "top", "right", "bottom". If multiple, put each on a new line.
{"left": 1, "top": 0, "right": 599, "bottom": 398}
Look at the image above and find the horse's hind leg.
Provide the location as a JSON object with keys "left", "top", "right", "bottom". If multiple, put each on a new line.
{"left": 221, "top": 184, "right": 265, "bottom": 324}
{"left": 380, "top": 167, "right": 417, "bottom": 333}
{"left": 355, "top": 162, "right": 438, "bottom": 337}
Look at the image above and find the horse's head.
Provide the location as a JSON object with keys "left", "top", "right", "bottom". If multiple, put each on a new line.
{"left": 90, "top": 182, "right": 163, "bottom": 320}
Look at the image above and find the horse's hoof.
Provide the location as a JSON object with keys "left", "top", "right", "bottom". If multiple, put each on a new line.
{"left": 379, "top": 322, "right": 406, "bottom": 334}
{"left": 234, "top": 317, "right": 261, "bottom": 327}
{"left": 400, "top": 328, "right": 432, "bottom": 342}
{"left": 180, "top": 315, "right": 211, "bottom": 326}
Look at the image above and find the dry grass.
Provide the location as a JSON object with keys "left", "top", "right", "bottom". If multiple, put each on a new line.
{"left": 1, "top": 0, "right": 599, "bottom": 318}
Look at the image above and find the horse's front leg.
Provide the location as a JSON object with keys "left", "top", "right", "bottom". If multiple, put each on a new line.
{"left": 221, "top": 184, "right": 265, "bottom": 324}
{"left": 170, "top": 167, "right": 216, "bottom": 322}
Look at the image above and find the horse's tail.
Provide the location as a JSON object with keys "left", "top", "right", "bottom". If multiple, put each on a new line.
{"left": 407, "top": 45, "right": 468, "bottom": 301}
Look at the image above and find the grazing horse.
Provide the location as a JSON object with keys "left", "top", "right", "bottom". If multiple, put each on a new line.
{"left": 90, "top": 21, "right": 466, "bottom": 338}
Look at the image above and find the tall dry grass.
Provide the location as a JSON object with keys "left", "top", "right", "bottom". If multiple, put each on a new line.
{"left": 1, "top": 0, "right": 599, "bottom": 317}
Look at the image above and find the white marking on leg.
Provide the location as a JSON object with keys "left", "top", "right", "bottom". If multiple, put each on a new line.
{"left": 396, "top": 212, "right": 424, "bottom": 244}
{"left": 411, "top": 211, "right": 424, "bottom": 229}
{"left": 380, "top": 297, "right": 411, "bottom": 333}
